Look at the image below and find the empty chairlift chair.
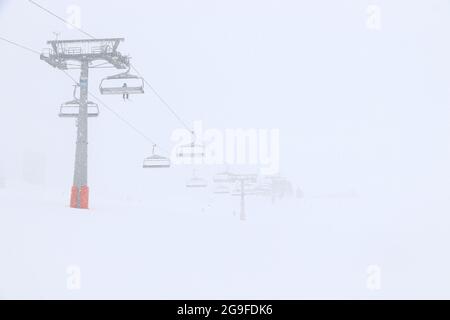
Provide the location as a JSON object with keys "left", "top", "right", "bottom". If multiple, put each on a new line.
{"left": 231, "top": 186, "right": 242, "bottom": 196}
{"left": 231, "top": 182, "right": 256, "bottom": 196}
{"left": 143, "top": 145, "right": 171, "bottom": 169}
{"left": 59, "top": 85, "right": 99, "bottom": 118}
{"left": 213, "top": 171, "right": 233, "bottom": 183}
{"left": 213, "top": 171, "right": 232, "bottom": 194}
{"left": 177, "top": 132, "right": 206, "bottom": 158}
{"left": 213, "top": 184, "right": 230, "bottom": 194}
{"left": 242, "top": 184, "right": 260, "bottom": 196}
{"left": 99, "top": 68, "right": 145, "bottom": 95}
{"left": 186, "top": 170, "right": 208, "bottom": 188}
{"left": 186, "top": 177, "right": 208, "bottom": 188}
{"left": 253, "top": 184, "right": 272, "bottom": 196}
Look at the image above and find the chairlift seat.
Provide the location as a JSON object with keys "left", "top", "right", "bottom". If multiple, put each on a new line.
{"left": 100, "top": 86, "right": 144, "bottom": 95}
{"left": 231, "top": 182, "right": 259, "bottom": 196}
{"left": 231, "top": 188, "right": 242, "bottom": 196}
{"left": 99, "top": 70, "right": 145, "bottom": 95}
{"left": 232, "top": 188, "right": 258, "bottom": 196}
{"left": 213, "top": 184, "right": 230, "bottom": 194}
{"left": 186, "top": 177, "right": 208, "bottom": 188}
{"left": 213, "top": 172, "right": 232, "bottom": 183}
{"left": 59, "top": 100, "right": 99, "bottom": 118}
{"left": 143, "top": 154, "right": 171, "bottom": 168}
{"left": 253, "top": 185, "right": 272, "bottom": 196}
{"left": 177, "top": 143, "right": 205, "bottom": 158}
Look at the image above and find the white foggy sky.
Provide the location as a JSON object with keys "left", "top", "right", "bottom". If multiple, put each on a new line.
{"left": 1, "top": 0, "right": 450, "bottom": 299}
{"left": 1, "top": 0, "right": 450, "bottom": 198}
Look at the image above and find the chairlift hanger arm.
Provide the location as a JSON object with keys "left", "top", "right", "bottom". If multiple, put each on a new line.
{"left": 72, "top": 84, "right": 79, "bottom": 100}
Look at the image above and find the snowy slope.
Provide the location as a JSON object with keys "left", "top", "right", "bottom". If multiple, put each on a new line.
{"left": 1, "top": 180, "right": 450, "bottom": 299}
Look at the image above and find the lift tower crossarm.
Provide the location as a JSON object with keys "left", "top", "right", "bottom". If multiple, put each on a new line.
{"left": 41, "top": 38, "right": 130, "bottom": 209}
{"left": 41, "top": 38, "right": 129, "bottom": 70}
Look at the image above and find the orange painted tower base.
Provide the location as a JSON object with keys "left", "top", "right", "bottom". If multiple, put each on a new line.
{"left": 70, "top": 186, "right": 78, "bottom": 208}
{"left": 70, "top": 186, "right": 89, "bottom": 209}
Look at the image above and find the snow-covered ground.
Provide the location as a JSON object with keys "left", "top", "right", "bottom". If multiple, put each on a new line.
{"left": 1, "top": 180, "right": 449, "bottom": 299}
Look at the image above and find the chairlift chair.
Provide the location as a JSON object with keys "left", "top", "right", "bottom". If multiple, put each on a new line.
{"left": 99, "top": 67, "right": 145, "bottom": 95}
{"left": 253, "top": 184, "right": 272, "bottom": 196}
{"left": 186, "top": 170, "right": 208, "bottom": 188}
{"left": 177, "top": 132, "right": 206, "bottom": 158}
{"left": 186, "top": 177, "right": 208, "bottom": 188}
{"left": 213, "top": 171, "right": 233, "bottom": 183}
{"left": 232, "top": 188, "right": 258, "bottom": 196}
{"left": 231, "top": 187, "right": 242, "bottom": 196}
{"left": 177, "top": 142, "right": 205, "bottom": 158}
{"left": 213, "top": 184, "right": 230, "bottom": 194}
{"left": 143, "top": 145, "right": 171, "bottom": 168}
{"left": 231, "top": 181, "right": 257, "bottom": 196}
{"left": 246, "top": 185, "right": 270, "bottom": 196}
{"left": 59, "top": 85, "right": 99, "bottom": 118}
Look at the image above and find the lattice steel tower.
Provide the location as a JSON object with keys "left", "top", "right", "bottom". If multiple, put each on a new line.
{"left": 229, "top": 174, "right": 258, "bottom": 221}
{"left": 41, "top": 38, "right": 129, "bottom": 209}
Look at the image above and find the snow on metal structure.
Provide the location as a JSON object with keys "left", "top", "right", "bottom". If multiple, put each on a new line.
{"left": 41, "top": 38, "right": 130, "bottom": 209}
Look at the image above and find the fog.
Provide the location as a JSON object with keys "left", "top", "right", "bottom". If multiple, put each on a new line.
{"left": 0, "top": 0, "right": 450, "bottom": 299}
